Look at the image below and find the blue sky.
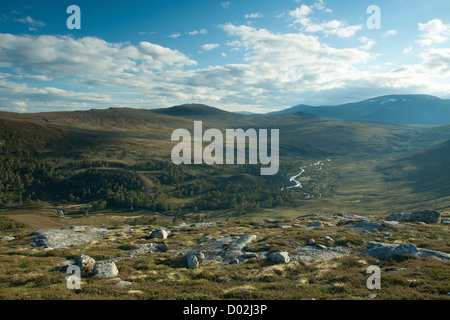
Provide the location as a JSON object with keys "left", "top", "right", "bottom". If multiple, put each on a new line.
{"left": 0, "top": 0, "right": 449, "bottom": 113}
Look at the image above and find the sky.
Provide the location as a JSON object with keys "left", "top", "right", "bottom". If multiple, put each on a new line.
{"left": 0, "top": 0, "right": 449, "bottom": 113}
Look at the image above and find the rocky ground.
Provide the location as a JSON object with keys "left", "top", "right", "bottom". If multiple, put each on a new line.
{"left": 0, "top": 210, "right": 449, "bottom": 300}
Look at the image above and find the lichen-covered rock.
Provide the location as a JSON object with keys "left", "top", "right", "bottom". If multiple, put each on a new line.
{"left": 93, "top": 260, "right": 119, "bottom": 277}
{"left": 77, "top": 254, "right": 96, "bottom": 272}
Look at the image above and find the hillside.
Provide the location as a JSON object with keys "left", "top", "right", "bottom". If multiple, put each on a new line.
{"left": 379, "top": 140, "right": 450, "bottom": 198}
{"left": 272, "top": 94, "right": 450, "bottom": 125}
{"left": 1, "top": 104, "right": 450, "bottom": 215}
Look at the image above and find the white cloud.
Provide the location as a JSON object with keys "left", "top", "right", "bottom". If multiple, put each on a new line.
{"left": 169, "top": 33, "right": 181, "bottom": 38}
{"left": 202, "top": 43, "right": 220, "bottom": 51}
{"left": 289, "top": 5, "right": 362, "bottom": 38}
{"left": 221, "top": 2, "right": 231, "bottom": 9}
{"left": 383, "top": 30, "right": 397, "bottom": 38}
{"left": 245, "top": 13, "right": 264, "bottom": 19}
{"left": 14, "top": 16, "right": 45, "bottom": 31}
{"left": 359, "top": 37, "right": 376, "bottom": 51}
{"left": 188, "top": 29, "right": 208, "bottom": 35}
{"left": 417, "top": 19, "right": 450, "bottom": 46}
{"left": 403, "top": 46, "right": 413, "bottom": 54}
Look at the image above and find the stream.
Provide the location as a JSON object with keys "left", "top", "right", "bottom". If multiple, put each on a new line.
{"left": 282, "top": 159, "right": 331, "bottom": 192}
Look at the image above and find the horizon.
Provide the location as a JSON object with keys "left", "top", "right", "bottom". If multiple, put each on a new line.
{"left": 0, "top": 1, "right": 450, "bottom": 114}
{"left": 1, "top": 92, "right": 447, "bottom": 115}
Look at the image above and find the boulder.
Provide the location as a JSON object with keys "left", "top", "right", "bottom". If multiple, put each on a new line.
{"left": 149, "top": 229, "right": 168, "bottom": 239}
{"left": 269, "top": 252, "right": 291, "bottom": 264}
{"left": 185, "top": 252, "right": 205, "bottom": 269}
{"left": 386, "top": 210, "right": 441, "bottom": 224}
{"left": 360, "top": 241, "right": 450, "bottom": 261}
{"left": 308, "top": 239, "right": 316, "bottom": 245}
{"left": 344, "top": 221, "right": 382, "bottom": 232}
{"left": 93, "top": 260, "right": 119, "bottom": 277}
{"left": 309, "top": 222, "right": 324, "bottom": 227}
{"left": 77, "top": 254, "right": 96, "bottom": 272}
{"left": 159, "top": 242, "right": 169, "bottom": 252}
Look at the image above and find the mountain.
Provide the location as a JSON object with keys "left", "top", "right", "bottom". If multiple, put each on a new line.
{"left": 271, "top": 94, "right": 450, "bottom": 125}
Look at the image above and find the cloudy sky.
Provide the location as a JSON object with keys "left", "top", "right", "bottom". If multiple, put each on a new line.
{"left": 0, "top": 0, "right": 449, "bottom": 113}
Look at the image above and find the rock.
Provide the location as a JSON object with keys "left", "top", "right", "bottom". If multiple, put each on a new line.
{"left": 77, "top": 254, "right": 96, "bottom": 272}
{"left": 93, "top": 260, "right": 119, "bottom": 277}
{"left": 269, "top": 252, "right": 290, "bottom": 264}
{"left": 116, "top": 280, "right": 132, "bottom": 287}
{"left": 229, "top": 258, "right": 239, "bottom": 264}
{"left": 243, "top": 252, "right": 258, "bottom": 259}
{"left": 199, "top": 237, "right": 213, "bottom": 243}
{"left": 324, "top": 236, "right": 334, "bottom": 242}
{"left": 185, "top": 252, "right": 204, "bottom": 269}
{"left": 30, "top": 226, "right": 109, "bottom": 249}
{"left": 291, "top": 245, "right": 354, "bottom": 262}
{"left": 368, "top": 294, "right": 377, "bottom": 299}
{"left": 277, "top": 225, "right": 293, "bottom": 229}
{"left": 309, "top": 222, "right": 324, "bottom": 227}
{"left": 175, "top": 235, "right": 256, "bottom": 265}
{"left": 308, "top": 239, "right": 316, "bottom": 245}
{"left": 360, "top": 242, "right": 450, "bottom": 261}
{"left": 159, "top": 242, "right": 169, "bottom": 252}
{"left": 344, "top": 221, "right": 382, "bottom": 232}
{"left": 441, "top": 218, "right": 450, "bottom": 225}
{"left": 149, "top": 229, "right": 168, "bottom": 239}
{"left": 223, "top": 235, "right": 256, "bottom": 262}
{"left": 385, "top": 210, "right": 441, "bottom": 224}
{"left": 316, "top": 244, "right": 327, "bottom": 250}
{"left": 0, "top": 236, "right": 15, "bottom": 241}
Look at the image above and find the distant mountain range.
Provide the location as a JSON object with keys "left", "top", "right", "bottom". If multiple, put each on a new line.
{"left": 269, "top": 94, "right": 450, "bottom": 125}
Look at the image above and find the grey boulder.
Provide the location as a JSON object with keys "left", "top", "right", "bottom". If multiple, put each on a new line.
{"left": 385, "top": 210, "right": 441, "bottom": 224}
{"left": 269, "top": 252, "right": 291, "bottom": 264}
{"left": 93, "top": 260, "right": 119, "bottom": 277}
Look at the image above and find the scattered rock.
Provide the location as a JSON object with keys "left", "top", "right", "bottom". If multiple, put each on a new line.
{"left": 269, "top": 252, "right": 290, "bottom": 264}
{"left": 229, "top": 258, "right": 239, "bottom": 264}
{"left": 93, "top": 260, "right": 119, "bottom": 277}
{"left": 315, "top": 244, "right": 327, "bottom": 250}
{"left": 308, "top": 239, "right": 316, "bottom": 245}
{"left": 385, "top": 210, "right": 441, "bottom": 224}
{"left": 149, "top": 229, "right": 168, "bottom": 239}
{"left": 77, "top": 254, "right": 96, "bottom": 272}
{"left": 360, "top": 242, "right": 450, "bottom": 261}
{"left": 275, "top": 235, "right": 282, "bottom": 239}
{"left": 324, "top": 236, "right": 334, "bottom": 242}
{"left": 368, "top": 293, "right": 377, "bottom": 299}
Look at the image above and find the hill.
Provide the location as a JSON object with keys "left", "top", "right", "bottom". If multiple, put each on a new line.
{"left": 378, "top": 140, "right": 450, "bottom": 198}
{"left": 272, "top": 94, "right": 450, "bottom": 125}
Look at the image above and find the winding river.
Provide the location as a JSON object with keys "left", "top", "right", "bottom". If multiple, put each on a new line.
{"left": 282, "top": 159, "right": 331, "bottom": 191}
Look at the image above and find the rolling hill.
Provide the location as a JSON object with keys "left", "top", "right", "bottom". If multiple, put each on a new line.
{"left": 271, "top": 94, "right": 450, "bottom": 125}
